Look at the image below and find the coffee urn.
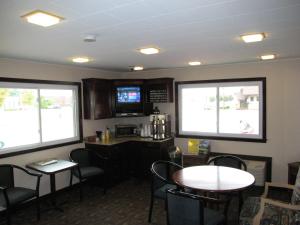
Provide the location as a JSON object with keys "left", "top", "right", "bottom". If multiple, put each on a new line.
{"left": 150, "top": 114, "right": 171, "bottom": 140}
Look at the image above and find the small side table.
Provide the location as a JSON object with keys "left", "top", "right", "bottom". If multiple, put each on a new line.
{"left": 27, "top": 159, "right": 79, "bottom": 212}
{"left": 182, "top": 153, "right": 209, "bottom": 167}
{"left": 288, "top": 162, "right": 300, "bottom": 185}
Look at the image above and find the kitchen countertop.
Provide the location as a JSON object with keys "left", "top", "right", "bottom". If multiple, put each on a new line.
{"left": 85, "top": 136, "right": 173, "bottom": 146}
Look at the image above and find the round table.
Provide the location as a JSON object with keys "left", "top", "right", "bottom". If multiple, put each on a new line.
{"left": 172, "top": 165, "right": 255, "bottom": 193}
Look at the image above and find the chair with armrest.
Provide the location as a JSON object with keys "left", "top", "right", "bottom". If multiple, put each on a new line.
{"left": 252, "top": 197, "right": 300, "bottom": 225}
{"left": 240, "top": 167, "right": 300, "bottom": 225}
{"left": 166, "top": 189, "right": 228, "bottom": 225}
{"left": 208, "top": 155, "right": 247, "bottom": 213}
{"left": 148, "top": 160, "right": 183, "bottom": 223}
{"left": 0, "top": 164, "right": 42, "bottom": 225}
{"left": 69, "top": 148, "right": 108, "bottom": 200}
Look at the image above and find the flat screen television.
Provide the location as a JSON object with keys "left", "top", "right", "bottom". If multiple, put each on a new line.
{"left": 117, "top": 87, "right": 141, "bottom": 103}
{"left": 115, "top": 86, "right": 143, "bottom": 116}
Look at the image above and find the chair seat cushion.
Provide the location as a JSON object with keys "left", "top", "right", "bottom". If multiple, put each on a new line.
{"left": 204, "top": 207, "right": 225, "bottom": 225}
{"left": 154, "top": 184, "right": 177, "bottom": 199}
{"left": 74, "top": 166, "right": 104, "bottom": 179}
{"left": 240, "top": 197, "right": 261, "bottom": 225}
{"left": 259, "top": 202, "right": 300, "bottom": 225}
{"left": 0, "top": 187, "right": 36, "bottom": 207}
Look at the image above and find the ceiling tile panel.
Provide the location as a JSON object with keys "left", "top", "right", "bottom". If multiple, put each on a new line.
{"left": 0, "top": 0, "right": 299, "bottom": 70}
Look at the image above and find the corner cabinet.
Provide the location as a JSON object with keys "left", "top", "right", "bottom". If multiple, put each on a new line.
{"left": 145, "top": 78, "right": 174, "bottom": 103}
{"left": 82, "top": 78, "right": 112, "bottom": 119}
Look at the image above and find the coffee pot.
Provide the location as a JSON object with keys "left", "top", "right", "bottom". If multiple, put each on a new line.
{"left": 150, "top": 114, "right": 171, "bottom": 140}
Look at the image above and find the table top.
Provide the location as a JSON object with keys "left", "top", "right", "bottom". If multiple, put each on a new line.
{"left": 85, "top": 136, "right": 173, "bottom": 146}
{"left": 26, "top": 159, "right": 77, "bottom": 174}
{"left": 172, "top": 165, "right": 255, "bottom": 193}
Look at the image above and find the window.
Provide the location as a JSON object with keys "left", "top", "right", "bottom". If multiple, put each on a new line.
{"left": 175, "top": 78, "right": 266, "bottom": 142}
{"left": 0, "top": 78, "right": 82, "bottom": 157}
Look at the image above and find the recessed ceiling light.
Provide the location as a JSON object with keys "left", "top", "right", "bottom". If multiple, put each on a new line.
{"left": 188, "top": 61, "right": 201, "bottom": 66}
{"left": 139, "top": 47, "right": 160, "bottom": 55}
{"left": 260, "top": 54, "right": 276, "bottom": 60}
{"left": 241, "top": 33, "right": 265, "bottom": 43}
{"left": 21, "top": 10, "right": 64, "bottom": 27}
{"left": 133, "top": 66, "right": 144, "bottom": 71}
{"left": 72, "top": 57, "right": 90, "bottom": 63}
{"left": 84, "top": 34, "right": 97, "bottom": 42}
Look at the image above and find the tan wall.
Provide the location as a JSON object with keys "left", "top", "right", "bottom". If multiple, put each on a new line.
{"left": 122, "top": 58, "right": 300, "bottom": 182}
{"left": 0, "top": 58, "right": 121, "bottom": 195}
{"left": 1, "top": 57, "right": 299, "bottom": 191}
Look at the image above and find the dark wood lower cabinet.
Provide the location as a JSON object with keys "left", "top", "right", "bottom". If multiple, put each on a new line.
{"left": 85, "top": 138, "right": 174, "bottom": 185}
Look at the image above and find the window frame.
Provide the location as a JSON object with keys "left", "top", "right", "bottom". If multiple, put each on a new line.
{"left": 175, "top": 77, "right": 266, "bottom": 143}
{"left": 0, "top": 77, "right": 83, "bottom": 158}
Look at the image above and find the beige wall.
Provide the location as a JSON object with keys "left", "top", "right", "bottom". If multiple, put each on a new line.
{"left": 122, "top": 58, "right": 300, "bottom": 182}
{"left": 0, "top": 58, "right": 121, "bottom": 195}
{"left": 1, "top": 57, "right": 299, "bottom": 193}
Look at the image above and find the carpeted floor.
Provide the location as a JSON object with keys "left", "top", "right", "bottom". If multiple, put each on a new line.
{"left": 0, "top": 179, "right": 262, "bottom": 225}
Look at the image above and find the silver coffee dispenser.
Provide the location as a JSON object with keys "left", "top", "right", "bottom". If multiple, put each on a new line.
{"left": 150, "top": 114, "right": 171, "bottom": 140}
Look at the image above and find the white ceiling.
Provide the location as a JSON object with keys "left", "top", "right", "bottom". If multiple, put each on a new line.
{"left": 0, "top": 0, "right": 300, "bottom": 71}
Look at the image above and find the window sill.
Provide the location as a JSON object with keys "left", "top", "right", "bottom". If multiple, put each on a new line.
{"left": 0, "top": 140, "right": 83, "bottom": 159}
{"left": 176, "top": 134, "right": 267, "bottom": 143}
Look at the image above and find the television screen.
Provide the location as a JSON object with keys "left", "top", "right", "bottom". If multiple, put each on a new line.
{"left": 117, "top": 87, "right": 141, "bottom": 103}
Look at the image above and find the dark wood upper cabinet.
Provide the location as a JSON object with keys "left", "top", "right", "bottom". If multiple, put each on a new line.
{"left": 145, "top": 78, "right": 174, "bottom": 103}
{"left": 82, "top": 78, "right": 173, "bottom": 120}
{"left": 82, "top": 78, "right": 112, "bottom": 119}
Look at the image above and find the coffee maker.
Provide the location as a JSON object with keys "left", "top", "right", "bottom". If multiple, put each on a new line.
{"left": 150, "top": 114, "right": 171, "bottom": 140}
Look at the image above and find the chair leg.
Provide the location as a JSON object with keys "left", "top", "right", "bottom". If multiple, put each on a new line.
{"left": 238, "top": 192, "right": 243, "bottom": 215}
{"left": 69, "top": 172, "right": 73, "bottom": 187}
{"left": 6, "top": 209, "right": 11, "bottom": 225}
{"left": 36, "top": 197, "right": 41, "bottom": 221}
{"left": 148, "top": 195, "right": 154, "bottom": 223}
{"left": 79, "top": 178, "right": 83, "bottom": 202}
{"left": 103, "top": 174, "right": 107, "bottom": 195}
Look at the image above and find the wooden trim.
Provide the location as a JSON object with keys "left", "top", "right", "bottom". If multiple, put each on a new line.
{"left": 0, "top": 140, "right": 83, "bottom": 159}
{"left": 176, "top": 134, "right": 267, "bottom": 143}
{"left": 175, "top": 77, "right": 265, "bottom": 85}
{"left": 0, "top": 77, "right": 81, "bottom": 86}
{"left": 175, "top": 77, "right": 267, "bottom": 143}
{"left": 262, "top": 182, "right": 294, "bottom": 197}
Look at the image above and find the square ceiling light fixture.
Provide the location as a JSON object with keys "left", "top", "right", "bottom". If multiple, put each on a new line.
{"left": 22, "top": 10, "right": 64, "bottom": 27}
{"left": 241, "top": 33, "right": 265, "bottom": 43}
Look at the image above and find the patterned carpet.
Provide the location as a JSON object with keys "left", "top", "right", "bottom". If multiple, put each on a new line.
{"left": 0, "top": 179, "right": 262, "bottom": 225}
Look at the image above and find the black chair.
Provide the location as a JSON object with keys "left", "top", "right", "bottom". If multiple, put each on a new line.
{"left": 0, "top": 164, "right": 42, "bottom": 225}
{"left": 207, "top": 155, "right": 247, "bottom": 171}
{"left": 166, "top": 189, "right": 227, "bottom": 225}
{"left": 148, "top": 160, "right": 183, "bottom": 223}
{"left": 69, "top": 148, "right": 108, "bottom": 200}
{"left": 208, "top": 155, "right": 247, "bottom": 214}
